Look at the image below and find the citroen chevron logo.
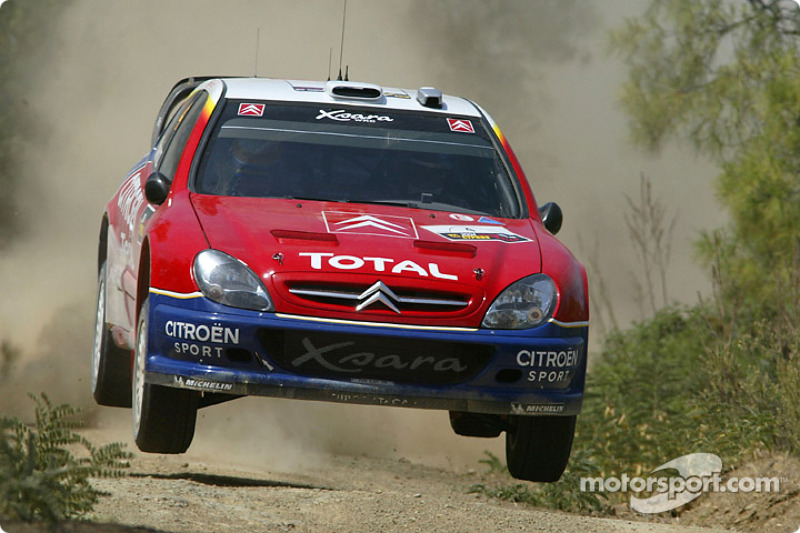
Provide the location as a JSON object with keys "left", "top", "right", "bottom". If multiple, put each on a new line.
{"left": 323, "top": 211, "right": 418, "bottom": 238}
{"left": 356, "top": 281, "right": 402, "bottom": 314}
{"left": 447, "top": 118, "right": 475, "bottom": 133}
{"left": 238, "top": 103, "right": 265, "bottom": 116}
{"left": 335, "top": 215, "right": 408, "bottom": 235}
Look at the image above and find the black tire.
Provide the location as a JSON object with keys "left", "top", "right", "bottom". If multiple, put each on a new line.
{"left": 449, "top": 411, "right": 502, "bottom": 438}
{"left": 505, "top": 415, "right": 576, "bottom": 482}
{"left": 91, "top": 263, "right": 133, "bottom": 407}
{"left": 133, "top": 297, "right": 198, "bottom": 453}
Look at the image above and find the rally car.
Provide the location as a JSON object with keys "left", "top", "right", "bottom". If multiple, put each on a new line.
{"left": 92, "top": 76, "right": 589, "bottom": 482}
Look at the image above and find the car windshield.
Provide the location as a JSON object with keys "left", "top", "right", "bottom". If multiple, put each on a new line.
{"left": 194, "top": 101, "right": 522, "bottom": 218}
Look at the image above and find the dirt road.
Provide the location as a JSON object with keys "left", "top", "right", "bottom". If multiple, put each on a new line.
{"left": 83, "top": 450, "right": 729, "bottom": 533}
{"left": 43, "top": 403, "right": 729, "bottom": 533}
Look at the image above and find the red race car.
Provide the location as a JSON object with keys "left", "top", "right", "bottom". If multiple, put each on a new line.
{"left": 92, "top": 77, "right": 589, "bottom": 482}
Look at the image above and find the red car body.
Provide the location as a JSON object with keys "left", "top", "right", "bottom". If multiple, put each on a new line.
{"left": 92, "top": 77, "right": 589, "bottom": 482}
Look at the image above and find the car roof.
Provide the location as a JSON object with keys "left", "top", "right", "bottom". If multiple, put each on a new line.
{"left": 214, "top": 77, "right": 484, "bottom": 117}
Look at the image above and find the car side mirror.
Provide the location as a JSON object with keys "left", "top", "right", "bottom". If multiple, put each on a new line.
{"left": 145, "top": 172, "right": 171, "bottom": 205}
{"left": 539, "top": 202, "right": 563, "bottom": 235}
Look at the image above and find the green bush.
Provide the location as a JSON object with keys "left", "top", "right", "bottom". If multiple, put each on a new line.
{"left": 576, "top": 305, "right": 717, "bottom": 477}
{"left": 466, "top": 0, "right": 800, "bottom": 515}
{"left": 576, "top": 303, "right": 795, "bottom": 477}
{"left": 0, "top": 393, "right": 130, "bottom": 524}
{"left": 472, "top": 300, "right": 800, "bottom": 512}
{"left": 577, "top": 297, "right": 800, "bottom": 479}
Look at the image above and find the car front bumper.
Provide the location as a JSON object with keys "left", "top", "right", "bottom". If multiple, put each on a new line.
{"left": 144, "top": 290, "right": 589, "bottom": 416}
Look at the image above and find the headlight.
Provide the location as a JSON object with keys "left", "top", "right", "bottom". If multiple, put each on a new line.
{"left": 481, "top": 274, "right": 557, "bottom": 329}
{"left": 193, "top": 249, "right": 273, "bottom": 311}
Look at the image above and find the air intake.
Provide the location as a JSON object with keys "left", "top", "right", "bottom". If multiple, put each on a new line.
{"left": 325, "top": 81, "right": 383, "bottom": 101}
{"left": 417, "top": 87, "right": 443, "bottom": 108}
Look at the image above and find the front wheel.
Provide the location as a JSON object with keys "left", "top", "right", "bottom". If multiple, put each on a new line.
{"left": 505, "top": 415, "right": 576, "bottom": 482}
{"left": 133, "top": 297, "right": 198, "bottom": 453}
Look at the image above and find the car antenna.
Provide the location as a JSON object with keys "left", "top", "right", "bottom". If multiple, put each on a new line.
{"left": 254, "top": 27, "right": 261, "bottom": 77}
{"left": 336, "top": 0, "right": 347, "bottom": 81}
{"left": 327, "top": 47, "right": 333, "bottom": 81}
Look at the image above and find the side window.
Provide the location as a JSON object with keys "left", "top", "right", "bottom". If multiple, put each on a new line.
{"left": 152, "top": 97, "right": 191, "bottom": 168}
{"left": 156, "top": 91, "right": 208, "bottom": 179}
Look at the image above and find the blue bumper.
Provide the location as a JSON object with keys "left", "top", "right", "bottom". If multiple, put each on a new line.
{"left": 145, "top": 290, "right": 588, "bottom": 416}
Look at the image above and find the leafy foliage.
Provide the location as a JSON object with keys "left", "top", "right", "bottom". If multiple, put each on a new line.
{"left": 0, "top": 393, "right": 130, "bottom": 524}
{"left": 450, "top": 4, "right": 800, "bottom": 523}
{"left": 474, "top": 301, "right": 800, "bottom": 512}
{"left": 604, "top": 0, "right": 800, "bottom": 462}
{"left": 475, "top": 0, "right": 800, "bottom": 501}
{"left": 610, "top": 0, "right": 800, "bottom": 308}
{"left": 577, "top": 306, "right": 714, "bottom": 476}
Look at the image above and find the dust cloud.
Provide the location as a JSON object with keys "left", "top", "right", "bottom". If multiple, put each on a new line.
{"left": 0, "top": 0, "right": 723, "bottom": 471}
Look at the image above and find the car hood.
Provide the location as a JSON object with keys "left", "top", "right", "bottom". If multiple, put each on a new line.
{"left": 190, "top": 195, "right": 542, "bottom": 324}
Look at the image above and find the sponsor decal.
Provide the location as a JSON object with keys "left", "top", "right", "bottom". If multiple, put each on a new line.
{"left": 447, "top": 118, "right": 475, "bottom": 133}
{"left": 174, "top": 376, "right": 234, "bottom": 391}
{"left": 292, "top": 337, "right": 468, "bottom": 374}
{"left": 511, "top": 403, "right": 565, "bottom": 415}
{"left": 517, "top": 348, "right": 581, "bottom": 383}
{"left": 516, "top": 348, "right": 581, "bottom": 368}
{"left": 291, "top": 85, "right": 324, "bottom": 92}
{"left": 173, "top": 342, "right": 223, "bottom": 358}
{"left": 477, "top": 216, "right": 504, "bottom": 225}
{"left": 298, "top": 252, "right": 458, "bottom": 280}
{"left": 330, "top": 392, "right": 414, "bottom": 407}
{"left": 238, "top": 103, "right": 265, "bottom": 116}
{"left": 323, "top": 211, "right": 418, "bottom": 238}
{"left": 422, "top": 225, "right": 531, "bottom": 243}
{"left": 164, "top": 321, "right": 240, "bottom": 344}
{"left": 384, "top": 90, "right": 411, "bottom": 99}
{"left": 118, "top": 172, "right": 144, "bottom": 233}
{"left": 449, "top": 213, "right": 474, "bottom": 222}
{"left": 316, "top": 109, "right": 394, "bottom": 123}
{"left": 351, "top": 378, "right": 395, "bottom": 385}
{"left": 526, "top": 369, "right": 575, "bottom": 383}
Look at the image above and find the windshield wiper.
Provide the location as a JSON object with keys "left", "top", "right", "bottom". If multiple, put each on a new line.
{"left": 281, "top": 196, "right": 417, "bottom": 208}
{"left": 280, "top": 195, "right": 346, "bottom": 203}
{"left": 278, "top": 196, "right": 486, "bottom": 214}
{"left": 354, "top": 199, "right": 418, "bottom": 208}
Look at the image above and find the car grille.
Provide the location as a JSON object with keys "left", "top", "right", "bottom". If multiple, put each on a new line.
{"left": 259, "top": 328, "right": 494, "bottom": 385}
{"left": 286, "top": 280, "right": 469, "bottom": 315}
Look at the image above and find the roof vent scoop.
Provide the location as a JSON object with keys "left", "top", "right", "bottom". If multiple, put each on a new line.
{"left": 417, "top": 87, "right": 443, "bottom": 108}
{"left": 325, "top": 80, "right": 383, "bottom": 101}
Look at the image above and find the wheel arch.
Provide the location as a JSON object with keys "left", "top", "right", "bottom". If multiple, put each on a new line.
{"left": 136, "top": 237, "right": 151, "bottom": 324}
{"left": 98, "top": 215, "right": 110, "bottom": 274}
